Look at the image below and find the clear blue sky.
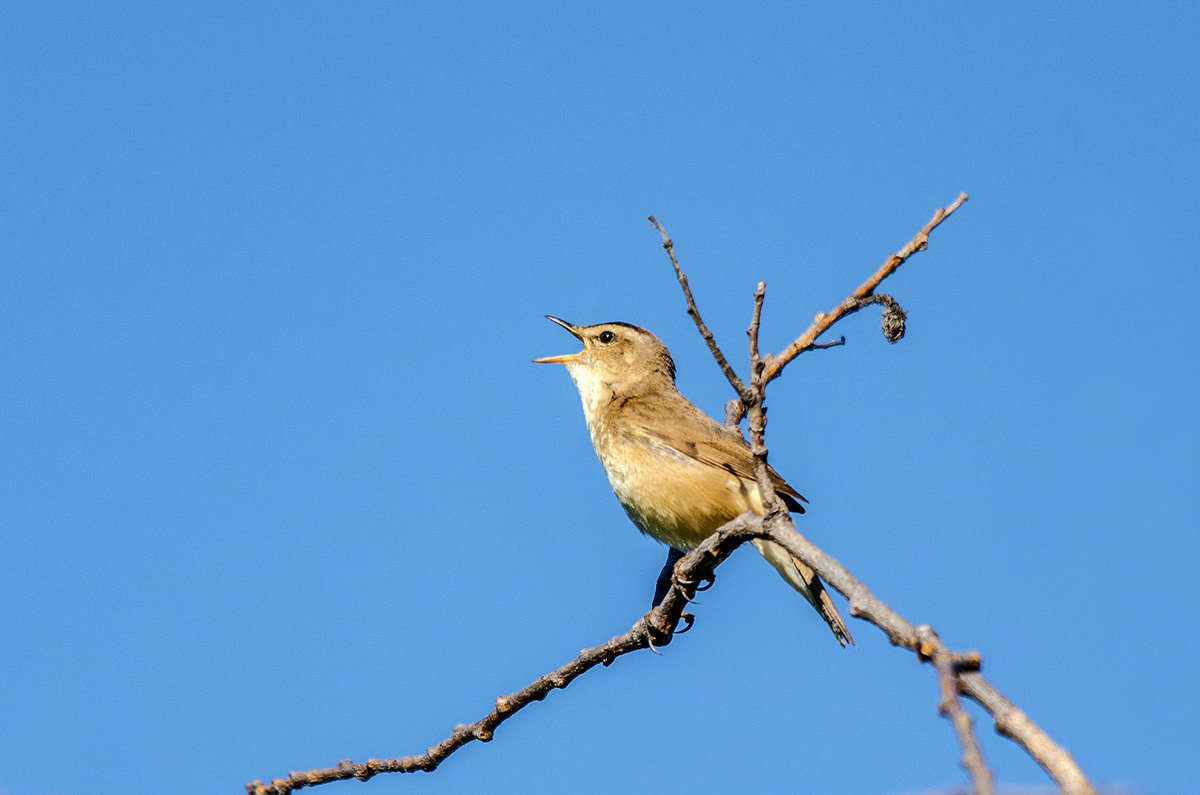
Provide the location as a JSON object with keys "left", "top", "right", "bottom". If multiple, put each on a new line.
{"left": 3, "top": 4, "right": 1196, "bottom": 794}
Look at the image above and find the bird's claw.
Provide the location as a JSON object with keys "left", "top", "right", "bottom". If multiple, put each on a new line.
{"left": 671, "top": 580, "right": 699, "bottom": 604}
{"left": 672, "top": 571, "right": 714, "bottom": 602}
{"left": 645, "top": 611, "right": 696, "bottom": 653}
{"left": 645, "top": 618, "right": 673, "bottom": 653}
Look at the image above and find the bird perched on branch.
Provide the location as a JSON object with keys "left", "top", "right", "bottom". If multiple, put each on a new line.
{"left": 534, "top": 316, "right": 853, "bottom": 647}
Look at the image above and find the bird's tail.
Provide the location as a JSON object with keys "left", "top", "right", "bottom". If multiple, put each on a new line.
{"left": 751, "top": 539, "right": 855, "bottom": 647}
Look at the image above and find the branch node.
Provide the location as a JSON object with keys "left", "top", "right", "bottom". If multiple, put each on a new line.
{"left": 954, "top": 650, "right": 983, "bottom": 673}
{"left": 916, "top": 624, "right": 938, "bottom": 661}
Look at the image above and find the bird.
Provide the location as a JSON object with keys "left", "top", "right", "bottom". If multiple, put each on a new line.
{"left": 534, "top": 316, "right": 853, "bottom": 646}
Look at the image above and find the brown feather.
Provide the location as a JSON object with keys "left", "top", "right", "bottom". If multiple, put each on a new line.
{"left": 614, "top": 394, "right": 808, "bottom": 513}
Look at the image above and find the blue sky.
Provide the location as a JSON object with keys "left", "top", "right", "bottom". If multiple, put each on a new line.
{"left": 2, "top": 4, "right": 1197, "bottom": 794}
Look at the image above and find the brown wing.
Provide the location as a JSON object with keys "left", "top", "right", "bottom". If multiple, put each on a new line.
{"left": 628, "top": 397, "right": 809, "bottom": 513}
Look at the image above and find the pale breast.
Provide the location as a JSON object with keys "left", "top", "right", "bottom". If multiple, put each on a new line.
{"left": 592, "top": 423, "right": 764, "bottom": 550}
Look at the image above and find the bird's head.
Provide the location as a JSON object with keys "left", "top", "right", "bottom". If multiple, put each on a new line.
{"left": 533, "top": 316, "right": 676, "bottom": 403}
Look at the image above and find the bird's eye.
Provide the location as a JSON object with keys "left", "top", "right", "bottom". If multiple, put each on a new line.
{"left": 598, "top": 330, "right": 615, "bottom": 344}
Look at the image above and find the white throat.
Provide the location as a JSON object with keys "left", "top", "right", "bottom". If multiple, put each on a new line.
{"left": 564, "top": 361, "right": 614, "bottom": 435}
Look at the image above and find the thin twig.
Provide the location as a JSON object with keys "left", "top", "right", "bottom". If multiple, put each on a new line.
{"left": 763, "top": 192, "right": 968, "bottom": 385}
{"left": 749, "top": 281, "right": 766, "bottom": 365}
{"left": 647, "top": 215, "right": 749, "bottom": 400}
{"left": 743, "top": 282, "right": 778, "bottom": 513}
{"left": 917, "top": 626, "right": 993, "bottom": 794}
{"left": 809, "top": 336, "right": 846, "bottom": 350}
{"left": 723, "top": 399, "right": 746, "bottom": 430}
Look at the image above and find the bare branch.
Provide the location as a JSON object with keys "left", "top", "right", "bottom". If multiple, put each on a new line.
{"left": 647, "top": 215, "right": 749, "bottom": 400}
{"left": 720, "top": 193, "right": 1089, "bottom": 793}
{"left": 763, "top": 192, "right": 968, "bottom": 385}
{"left": 742, "top": 284, "right": 778, "bottom": 514}
{"left": 748, "top": 280, "right": 766, "bottom": 364}
{"left": 809, "top": 336, "right": 847, "bottom": 350}
{"left": 723, "top": 398, "right": 746, "bottom": 430}
{"left": 917, "top": 625, "right": 993, "bottom": 795}
{"left": 247, "top": 517, "right": 767, "bottom": 795}
{"left": 755, "top": 511, "right": 1095, "bottom": 794}
{"left": 960, "top": 673, "right": 1096, "bottom": 795}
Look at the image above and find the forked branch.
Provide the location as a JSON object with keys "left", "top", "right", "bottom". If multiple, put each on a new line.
{"left": 663, "top": 193, "right": 1091, "bottom": 794}
{"left": 248, "top": 193, "right": 1094, "bottom": 795}
{"left": 756, "top": 512, "right": 1092, "bottom": 794}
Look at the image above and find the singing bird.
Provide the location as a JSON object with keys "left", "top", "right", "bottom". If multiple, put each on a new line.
{"left": 534, "top": 316, "right": 853, "bottom": 646}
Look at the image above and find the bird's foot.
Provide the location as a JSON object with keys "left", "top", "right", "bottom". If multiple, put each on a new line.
{"left": 671, "top": 571, "right": 715, "bottom": 602}
{"left": 644, "top": 610, "right": 695, "bottom": 654}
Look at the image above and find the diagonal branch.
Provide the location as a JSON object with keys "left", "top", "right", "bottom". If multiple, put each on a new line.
{"left": 647, "top": 215, "right": 750, "bottom": 401}
{"left": 758, "top": 513, "right": 1094, "bottom": 794}
{"left": 917, "top": 626, "right": 993, "bottom": 794}
{"left": 762, "top": 191, "right": 968, "bottom": 385}
{"left": 960, "top": 672, "right": 1095, "bottom": 794}
{"left": 246, "top": 517, "right": 767, "bottom": 795}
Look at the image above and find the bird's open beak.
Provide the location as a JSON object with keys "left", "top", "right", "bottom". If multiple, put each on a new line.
{"left": 532, "top": 315, "right": 585, "bottom": 364}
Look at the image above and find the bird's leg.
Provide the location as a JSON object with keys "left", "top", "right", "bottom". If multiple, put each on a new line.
{"left": 652, "top": 547, "right": 686, "bottom": 607}
{"left": 651, "top": 547, "right": 709, "bottom": 635}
